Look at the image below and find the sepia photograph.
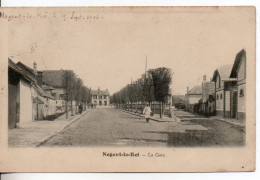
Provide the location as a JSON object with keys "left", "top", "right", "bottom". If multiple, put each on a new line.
{"left": 0, "top": 6, "right": 256, "bottom": 172}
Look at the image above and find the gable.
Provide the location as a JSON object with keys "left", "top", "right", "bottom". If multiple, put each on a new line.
{"left": 230, "top": 49, "right": 246, "bottom": 78}
{"left": 237, "top": 56, "right": 246, "bottom": 80}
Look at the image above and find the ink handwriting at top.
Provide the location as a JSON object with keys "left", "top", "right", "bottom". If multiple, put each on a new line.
{"left": 0, "top": 11, "right": 104, "bottom": 22}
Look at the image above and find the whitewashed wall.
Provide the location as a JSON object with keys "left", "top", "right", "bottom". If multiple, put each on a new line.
{"left": 238, "top": 84, "right": 246, "bottom": 113}
{"left": 188, "top": 95, "right": 201, "bottom": 104}
{"left": 19, "top": 79, "right": 33, "bottom": 124}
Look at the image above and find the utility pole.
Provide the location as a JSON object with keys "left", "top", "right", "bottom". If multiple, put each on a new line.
{"left": 143, "top": 55, "right": 148, "bottom": 103}
{"left": 65, "top": 71, "right": 68, "bottom": 119}
{"left": 145, "top": 55, "right": 147, "bottom": 79}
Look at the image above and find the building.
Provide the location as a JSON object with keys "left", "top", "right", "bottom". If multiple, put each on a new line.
{"left": 8, "top": 59, "right": 57, "bottom": 128}
{"left": 91, "top": 88, "right": 110, "bottom": 106}
{"left": 201, "top": 75, "right": 215, "bottom": 115}
{"left": 41, "top": 70, "right": 68, "bottom": 112}
{"left": 212, "top": 63, "right": 237, "bottom": 119}
{"left": 15, "top": 61, "right": 57, "bottom": 120}
{"left": 230, "top": 49, "right": 246, "bottom": 120}
{"left": 185, "top": 85, "right": 202, "bottom": 113}
{"left": 8, "top": 59, "right": 33, "bottom": 128}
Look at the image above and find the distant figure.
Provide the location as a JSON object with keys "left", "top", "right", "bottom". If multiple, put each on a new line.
{"left": 79, "top": 103, "right": 83, "bottom": 114}
{"left": 143, "top": 103, "right": 152, "bottom": 123}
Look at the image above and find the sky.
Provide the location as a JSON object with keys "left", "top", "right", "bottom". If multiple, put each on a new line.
{"left": 7, "top": 7, "right": 255, "bottom": 95}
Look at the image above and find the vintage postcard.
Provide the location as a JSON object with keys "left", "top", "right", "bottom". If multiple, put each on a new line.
{"left": 0, "top": 7, "right": 256, "bottom": 172}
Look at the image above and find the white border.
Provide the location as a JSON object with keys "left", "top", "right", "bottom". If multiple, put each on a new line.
{"left": 0, "top": 0, "right": 259, "bottom": 7}
{"left": 0, "top": 0, "right": 259, "bottom": 179}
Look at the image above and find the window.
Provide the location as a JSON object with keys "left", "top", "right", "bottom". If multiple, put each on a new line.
{"left": 104, "top": 96, "right": 107, "bottom": 99}
{"left": 240, "top": 88, "right": 244, "bottom": 97}
{"left": 99, "top": 96, "right": 102, "bottom": 99}
{"left": 220, "top": 93, "right": 223, "bottom": 99}
{"left": 93, "top": 96, "right": 97, "bottom": 99}
{"left": 217, "top": 94, "right": 219, "bottom": 100}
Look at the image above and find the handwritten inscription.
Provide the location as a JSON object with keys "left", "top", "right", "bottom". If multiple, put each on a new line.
{"left": 0, "top": 11, "right": 104, "bottom": 22}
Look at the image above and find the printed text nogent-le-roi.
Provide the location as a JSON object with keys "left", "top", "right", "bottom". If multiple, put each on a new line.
{"left": 102, "top": 152, "right": 166, "bottom": 158}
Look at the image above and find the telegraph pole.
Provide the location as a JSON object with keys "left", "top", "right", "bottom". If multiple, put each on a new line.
{"left": 143, "top": 55, "right": 148, "bottom": 104}
{"left": 145, "top": 55, "right": 147, "bottom": 78}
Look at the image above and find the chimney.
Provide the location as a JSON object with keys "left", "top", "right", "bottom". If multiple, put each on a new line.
{"left": 33, "top": 61, "right": 37, "bottom": 75}
{"left": 203, "top": 74, "right": 206, "bottom": 82}
{"left": 187, "top": 86, "right": 189, "bottom": 93}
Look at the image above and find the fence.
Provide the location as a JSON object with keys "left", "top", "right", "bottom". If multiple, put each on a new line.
{"left": 115, "top": 102, "right": 172, "bottom": 118}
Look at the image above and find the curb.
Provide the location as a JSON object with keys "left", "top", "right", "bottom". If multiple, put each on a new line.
{"left": 213, "top": 117, "right": 245, "bottom": 132}
{"left": 35, "top": 110, "right": 90, "bottom": 147}
{"left": 181, "top": 118, "right": 210, "bottom": 121}
{"left": 115, "top": 108, "right": 174, "bottom": 122}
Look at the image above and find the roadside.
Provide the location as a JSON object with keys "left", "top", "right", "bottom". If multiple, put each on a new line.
{"left": 8, "top": 109, "right": 90, "bottom": 147}
{"left": 210, "top": 116, "right": 245, "bottom": 132}
{"left": 173, "top": 109, "right": 245, "bottom": 132}
{"left": 116, "top": 107, "right": 245, "bottom": 132}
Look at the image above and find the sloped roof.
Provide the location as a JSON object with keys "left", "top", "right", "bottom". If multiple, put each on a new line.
{"left": 91, "top": 89, "right": 110, "bottom": 96}
{"left": 187, "top": 85, "right": 202, "bottom": 95}
{"left": 42, "top": 70, "right": 68, "bottom": 88}
{"left": 17, "top": 61, "right": 35, "bottom": 76}
{"left": 212, "top": 64, "right": 233, "bottom": 82}
{"left": 42, "top": 84, "right": 55, "bottom": 90}
{"left": 9, "top": 58, "right": 56, "bottom": 100}
{"left": 202, "top": 82, "right": 215, "bottom": 100}
{"left": 8, "top": 58, "right": 35, "bottom": 83}
{"left": 16, "top": 61, "right": 43, "bottom": 81}
{"left": 230, "top": 49, "right": 246, "bottom": 78}
{"left": 9, "top": 58, "right": 24, "bottom": 74}
{"left": 33, "top": 83, "right": 56, "bottom": 100}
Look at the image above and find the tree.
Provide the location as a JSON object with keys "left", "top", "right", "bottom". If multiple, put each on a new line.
{"left": 142, "top": 73, "right": 155, "bottom": 103}
{"left": 62, "top": 70, "right": 92, "bottom": 117}
{"left": 80, "top": 86, "right": 91, "bottom": 110}
{"left": 112, "top": 67, "right": 172, "bottom": 116}
{"left": 148, "top": 67, "right": 172, "bottom": 103}
{"left": 62, "top": 70, "right": 75, "bottom": 118}
{"left": 74, "top": 77, "right": 83, "bottom": 107}
{"left": 148, "top": 67, "right": 172, "bottom": 118}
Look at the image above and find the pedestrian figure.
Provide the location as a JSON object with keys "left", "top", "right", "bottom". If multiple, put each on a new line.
{"left": 143, "top": 103, "right": 152, "bottom": 123}
{"left": 79, "top": 103, "right": 83, "bottom": 114}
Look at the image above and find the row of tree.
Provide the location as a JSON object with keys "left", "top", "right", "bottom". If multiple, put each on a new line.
{"left": 111, "top": 67, "right": 173, "bottom": 105}
{"left": 62, "top": 70, "right": 92, "bottom": 118}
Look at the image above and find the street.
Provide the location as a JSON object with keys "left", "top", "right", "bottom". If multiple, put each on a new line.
{"left": 41, "top": 108, "right": 245, "bottom": 147}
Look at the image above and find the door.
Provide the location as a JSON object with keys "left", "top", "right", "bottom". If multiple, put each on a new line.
{"left": 8, "top": 84, "right": 18, "bottom": 129}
